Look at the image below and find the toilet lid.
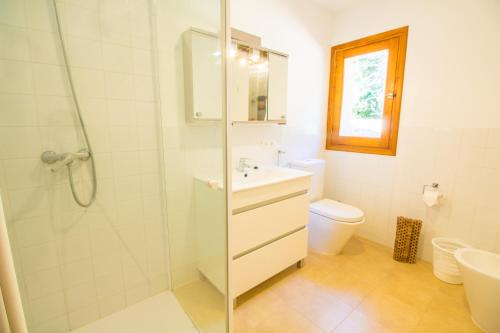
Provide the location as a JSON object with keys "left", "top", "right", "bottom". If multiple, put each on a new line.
{"left": 310, "top": 199, "right": 364, "bottom": 223}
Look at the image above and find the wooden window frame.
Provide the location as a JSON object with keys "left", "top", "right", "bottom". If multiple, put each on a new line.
{"left": 326, "top": 26, "right": 408, "bottom": 156}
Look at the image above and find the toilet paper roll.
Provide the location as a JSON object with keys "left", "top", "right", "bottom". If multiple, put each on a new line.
{"left": 422, "top": 190, "right": 442, "bottom": 207}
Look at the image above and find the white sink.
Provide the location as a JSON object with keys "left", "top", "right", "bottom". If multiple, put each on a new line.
{"left": 194, "top": 167, "right": 312, "bottom": 211}
{"left": 233, "top": 167, "right": 311, "bottom": 192}
{"left": 232, "top": 167, "right": 311, "bottom": 211}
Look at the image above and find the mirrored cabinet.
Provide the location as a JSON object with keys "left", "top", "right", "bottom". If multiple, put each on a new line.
{"left": 184, "top": 28, "right": 288, "bottom": 124}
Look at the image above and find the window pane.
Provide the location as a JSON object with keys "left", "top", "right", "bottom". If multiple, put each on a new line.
{"left": 339, "top": 49, "right": 388, "bottom": 138}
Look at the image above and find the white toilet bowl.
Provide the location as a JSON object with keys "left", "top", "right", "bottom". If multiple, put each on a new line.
{"left": 289, "top": 159, "right": 365, "bottom": 256}
{"left": 455, "top": 248, "right": 500, "bottom": 333}
{"left": 308, "top": 199, "right": 365, "bottom": 255}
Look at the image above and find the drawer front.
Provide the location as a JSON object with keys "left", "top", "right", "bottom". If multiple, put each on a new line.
{"left": 231, "top": 194, "right": 308, "bottom": 256}
{"left": 232, "top": 228, "right": 308, "bottom": 297}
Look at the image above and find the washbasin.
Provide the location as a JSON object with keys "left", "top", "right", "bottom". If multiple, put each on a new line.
{"left": 232, "top": 167, "right": 311, "bottom": 211}
{"left": 194, "top": 167, "right": 311, "bottom": 211}
{"left": 232, "top": 167, "right": 311, "bottom": 193}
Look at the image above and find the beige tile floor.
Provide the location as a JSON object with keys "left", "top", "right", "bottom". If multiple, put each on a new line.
{"left": 175, "top": 279, "right": 227, "bottom": 333}
{"left": 234, "top": 237, "right": 482, "bottom": 333}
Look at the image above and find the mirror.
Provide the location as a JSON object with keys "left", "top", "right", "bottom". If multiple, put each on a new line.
{"left": 184, "top": 29, "right": 288, "bottom": 123}
{"left": 230, "top": 41, "right": 288, "bottom": 123}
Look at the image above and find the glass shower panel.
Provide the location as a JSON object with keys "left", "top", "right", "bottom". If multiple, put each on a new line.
{"left": 0, "top": 0, "right": 228, "bottom": 332}
{"left": 155, "top": 0, "right": 229, "bottom": 332}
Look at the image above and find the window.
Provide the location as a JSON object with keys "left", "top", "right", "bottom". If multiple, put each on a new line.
{"left": 326, "top": 27, "right": 408, "bottom": 155}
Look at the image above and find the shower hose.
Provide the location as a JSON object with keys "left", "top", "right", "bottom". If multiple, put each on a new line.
{"left": 52, "top": 0, "right": 97, "bottom": 207}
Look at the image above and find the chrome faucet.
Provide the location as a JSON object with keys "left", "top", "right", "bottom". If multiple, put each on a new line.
{"left": 237, "top": 157, "right": 252, "bottom": 172}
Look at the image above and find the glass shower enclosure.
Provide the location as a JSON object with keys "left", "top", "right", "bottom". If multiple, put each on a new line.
{"left": 0, "top": 0, "right": 229, "bottom": 332}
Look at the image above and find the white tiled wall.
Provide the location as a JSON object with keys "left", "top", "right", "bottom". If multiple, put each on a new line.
{"left": 325, "top": 127, "right": 500, "bottom": 260}
{"left": 0, "top": 0, "right": 169, "bottom": 331}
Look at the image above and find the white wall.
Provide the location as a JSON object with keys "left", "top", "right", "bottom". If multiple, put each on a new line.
{"left": 231, "top": 0, "right": 334, "bottom": 169}
{"left": 323, "top": 0, "right": 500, "bottom": 260}
{"left": 0, "top": 0, "right": 169, "bottom": 331}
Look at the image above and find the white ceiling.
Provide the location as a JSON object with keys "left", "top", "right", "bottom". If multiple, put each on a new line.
{"left": 307, "top": 0, "right": 352, "bottom": 13}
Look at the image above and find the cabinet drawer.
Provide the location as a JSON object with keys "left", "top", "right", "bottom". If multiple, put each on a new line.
{"left": 231, "top": 194, "right": 308, "bottom": 256}
{"left": 232, "top": 228, "right": 308, "bottom": 297}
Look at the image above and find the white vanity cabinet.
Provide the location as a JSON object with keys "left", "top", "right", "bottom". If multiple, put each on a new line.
{"left": 231, "top": 172, "right": 311, "bottom": 298}
{"left": 194, "top": 168, "right": 311, "bottom": 299}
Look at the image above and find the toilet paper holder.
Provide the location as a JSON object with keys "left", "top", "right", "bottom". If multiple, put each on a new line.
{"left": 422, "top": 182, "right": 439, "bottom": 194}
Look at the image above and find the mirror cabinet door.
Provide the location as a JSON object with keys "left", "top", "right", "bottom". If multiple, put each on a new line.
{"left": 267, "top": 52, "right": 288, "bottom": 122}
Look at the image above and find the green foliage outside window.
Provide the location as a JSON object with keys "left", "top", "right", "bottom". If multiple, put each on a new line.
{"left": 352, "top": 54, "right": 386, "bottom": 119}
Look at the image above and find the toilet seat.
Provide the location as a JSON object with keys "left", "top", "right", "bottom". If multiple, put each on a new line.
{"left": 309, "top": 199, "right": 364, "bottom": 223}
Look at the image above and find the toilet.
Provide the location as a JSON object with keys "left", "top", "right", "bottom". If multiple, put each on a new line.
{"left": 290, "top": 159, "right": 365, "bottom": 255}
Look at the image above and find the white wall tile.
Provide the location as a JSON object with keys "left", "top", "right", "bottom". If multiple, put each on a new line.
{"left": 133, "top": 48, "right": 153, "bottom": 75}
{"left": 21, "top": 241, "right": 59, "bottom": 275}
{"left": 105, "top": 72, "right": 134, "bottom": 100}
{"left": 102, "top": 43, "right": 133, "bottom": 73}
{"left": 3, "top": 158, "right": 45, "bottom": 190}
{"left": 24, "top": 0, "right": 57, "bottom": 32}
{"left": 15, "top": 215, "right": 55, "bottom": 247}
{"left": 110, "top": 126, "right": 139, "bottom": 151}
{"left": 0, "top": 94, "right": 37, "bottom": 126}
{"left": 72, "top": 68, "right": 105, "bottom": 98}
{"left": 68, "top": 303, "right": 99, "bottom": 330}
{"left": 133, "top": 75, "right": 154, "bottom": 101}
{"left": 61, "top": 259, "right": 94, "bottom": 288}
{"left": 89, "top": 224, "right": 121, "bottom": 254}
{"left": 98, "top": 292, "right": 126, "bottom": 317}
{"left": 0, "top": 127, "right": 41, "bottom": 159}
{"left": 67, "top": 37, "right": 102, "bottom": 69}
{"left": 92, "top": 250, "right": 122, "bottom": 278}
{"left": 125, "top": 282, "right": 149, "bottom": 306}
{"left": 29, "top": 31, "right": 62, "bottom": 65}
{"left": 0, "top": 25, "right": 30, "bottom": 61}
{"left": 33, "top": 64, "right": 69, "bottom": 96}
{"left": 30, "top": 292, "right": 66, "bottom": 324}
{"left": 108, "top": 99, "right": 136, "bottom": 126}
{"left": 65, "top": 282, "right": 97, "bottom": 312}
{"left": 112, "top": 151, "right": 140, "bottom": 176}
{"left": 0, "top": 0, "right": 26, "bottom": 27}
{"left": 60, "top": 4, "right": 100, "bottom": 40}
{"left": 0, "top": 60, "right": 33, "bottom": 94}
{"left": 34, "top": 315, "right": 69, "bottom": 333}
{"left": 95, "top": 273, "right": 124, "bottom": 299}
{"left": 99, "top": 6, "right": 131, "bottom": 46}
{"left": 8, "top": 187, "right": 49, "bottom": 220}
{"left": 25, "top": 267, "right": 63, "bottom": 300}
{"left": 36, "top": 95, "right": 74, "bottom": 126}
{"left": 60, "top": 234, "right": 91, "bottom": 264}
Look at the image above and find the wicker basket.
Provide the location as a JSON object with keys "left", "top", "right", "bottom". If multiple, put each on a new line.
{"left": 393, "top": 216, "right": 422, "bottom": 264}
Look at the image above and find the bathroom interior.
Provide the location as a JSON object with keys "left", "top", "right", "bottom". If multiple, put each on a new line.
{"left": 0, "top": 0, "right": 499, "bottom": 332}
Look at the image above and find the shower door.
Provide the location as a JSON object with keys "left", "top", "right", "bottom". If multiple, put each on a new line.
{"left": 0, "top": 0, "right": 229, "bottom": 332}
